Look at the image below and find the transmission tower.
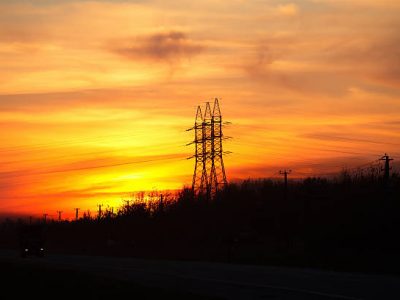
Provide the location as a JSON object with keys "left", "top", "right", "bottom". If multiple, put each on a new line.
{"left": 190, "top": 106, "right": 206, "bottom": 194}
{"left": 209, "top": 98, "right": 228, "bottom": 197}
{"left": 188, "top": 98, "right": 228, "bottom": 198}
{"left": 203, "top": 102, "right": 213, "bottom": 198}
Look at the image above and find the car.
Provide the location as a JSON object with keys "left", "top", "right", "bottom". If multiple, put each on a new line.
{"left": 19, "top": 224, "right": 46, "bottom": 258}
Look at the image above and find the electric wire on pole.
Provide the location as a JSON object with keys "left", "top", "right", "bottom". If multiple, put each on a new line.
{"left": 57, "top": 211, "right": 63, "bottom": 222}
{"left": 97, "top": 204, "right": 103, "bottom": 220}
{"left": 380, "top": 153, "right": 393, "bottom": 183}
{"left": 74, "top": 208, "right": 80, "bottom": 221}
{"left": 280, "top": 169, "right": 292, "bottom": 199}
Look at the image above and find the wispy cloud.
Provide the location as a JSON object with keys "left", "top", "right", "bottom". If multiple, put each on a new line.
{"left": 111, "top": 31, "right": 204, "bottom": 62}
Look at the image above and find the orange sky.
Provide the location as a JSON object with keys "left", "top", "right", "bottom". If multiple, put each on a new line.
{"left": 1, "top": 0, "right": 400, "bottom": 218}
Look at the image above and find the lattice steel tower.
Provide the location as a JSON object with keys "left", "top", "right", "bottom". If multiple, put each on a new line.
{"left": 209, "top": 98, "right": 227, "bottom": 196}
{"left": 188, "top": 98, "right": 228, "bottom": 198}
{"left": 190, "top": 106, "right": 206, "bottom": 194}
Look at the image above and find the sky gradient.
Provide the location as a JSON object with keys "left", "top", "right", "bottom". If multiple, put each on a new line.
{"left": 1, "top": 0, "right": 400, "bottom": 218}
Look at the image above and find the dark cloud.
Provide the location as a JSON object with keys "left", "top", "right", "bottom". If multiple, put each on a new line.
{"left": 240, "top": 30, "right": 400, "bottom": 94}
{"left": 0, "top": 86, "right": 201, "bottom": 117}
{"left": 112, "top": 31, "right": 204, "bottom": 62}
{"left": 324, "top": 34, "right": 400, "bottom": 85}
{"left": 240, "top": 41, "right": 353, "bottom": 96}
{"left": 243, "top": 43, "right": 279, "bottom": 76}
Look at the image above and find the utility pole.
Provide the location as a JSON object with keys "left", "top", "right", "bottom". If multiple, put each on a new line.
{"left": 280, "top": 169, "right": 292, "bottom": 199}
{"left": 57, "top": 211, "right": 63, "bottom": 221}
{"left": 380, "top": 153, "right": 393, "bottom": 183}
{"left": 97, "top": 204, "right": 103, "bottom": 220}
{"left": 43, "top": 213, "right": 48, "bottom": 223}
{"left": 74, "top": 208, "right": 80, "bottom": 221}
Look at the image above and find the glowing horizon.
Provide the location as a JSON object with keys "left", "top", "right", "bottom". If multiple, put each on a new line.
{"left": 1, "top": 0, "right": 400, "bottom": 218}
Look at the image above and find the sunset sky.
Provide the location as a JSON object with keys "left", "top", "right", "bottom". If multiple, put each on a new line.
{"left": 1, "top": 0, "right": 400, "bottom": 218}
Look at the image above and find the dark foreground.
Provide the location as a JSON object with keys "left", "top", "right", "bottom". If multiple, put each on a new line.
{"left": 0, "top": 254, "right": 215, "bottom": 299}
{"left": 1, "top": 250, "right": 400, "bottom": 299}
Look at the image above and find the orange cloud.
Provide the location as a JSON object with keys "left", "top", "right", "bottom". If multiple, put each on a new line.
{"left": 276, "top": 3, "right": 300, "bottom": 16}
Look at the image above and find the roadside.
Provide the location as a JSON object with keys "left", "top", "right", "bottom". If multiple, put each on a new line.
{"left": 1, "top": 250, "right": 400, "bottom": 299}
{"left": 0, "top": 257, "right": 219, "bottom": 300}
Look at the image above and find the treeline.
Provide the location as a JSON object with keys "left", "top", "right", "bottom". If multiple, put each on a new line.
{"left": 1, "top": 170, "right": 400, "bottom": 274}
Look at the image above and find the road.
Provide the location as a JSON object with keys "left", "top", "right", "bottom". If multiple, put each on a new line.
{"left": 1, "top": 250, "right": 399, "bottom": 299}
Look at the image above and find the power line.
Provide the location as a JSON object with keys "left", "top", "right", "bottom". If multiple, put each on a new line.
{"left": 0, "top": 141, "right": 186, "bottom": 166}
{"left": 0, "top": 130, "right": 185, "bottom": 154}
{"left": 0, "top": 133, "right": 140, "bottom": 153}
{"left": 304, "top": 134, "right": 400, "bottom": 147}
{"left": 230, "top": 139, "right": 384, "bottom": 158}
{"left": 0, "top": 154, "right": 189, "bottom": 179}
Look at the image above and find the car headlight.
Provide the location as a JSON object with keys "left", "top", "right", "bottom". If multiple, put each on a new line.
{"left": 40, "top": 248, "right": 44, "bottom": 251}
{"left": 25, "top": 249, "right": 29, "bottom": 252}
